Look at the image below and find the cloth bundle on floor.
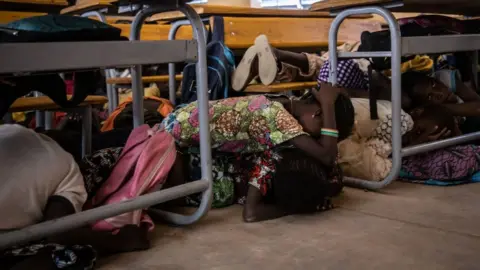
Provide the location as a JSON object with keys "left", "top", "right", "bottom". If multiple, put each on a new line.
{"left": 400, "top": 145, "right": 480, "bottom": 185}
{"left": 337, "top": 98, "right": 414, "bottom": 181}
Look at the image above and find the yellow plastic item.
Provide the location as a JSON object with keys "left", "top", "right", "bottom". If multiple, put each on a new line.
{"left": 384, "top": 55, "right": 433, "bottom": 76}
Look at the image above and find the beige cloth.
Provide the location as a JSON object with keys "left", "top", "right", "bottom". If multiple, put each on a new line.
{"left": 337, "top": 98, "right": 414, "bottom": 181}
{"left": 0, "top": 125, "right": 87, "bottom": 230}
{"left": 338, "top": 137, "right": 392, "bottom": 181}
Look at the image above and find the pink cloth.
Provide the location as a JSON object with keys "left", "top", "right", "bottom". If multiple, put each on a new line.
{"left": 85, "top": 125, "right": 177, "bottom": 232}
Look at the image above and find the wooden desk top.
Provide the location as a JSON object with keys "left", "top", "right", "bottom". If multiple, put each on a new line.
{"left": 0, "top": 0, "right": 68, "bottom": 6}
{"left": 310, "top": 0, "right": 479, "bottom": 16}
{"left": 61, "top": 0, "right": 115, "bottom": 14}
{"left": 148, "top": 4, "right": 372, "bottom": 21}
{"left": 9, "top": 95, "right": 108, "bottom": 112}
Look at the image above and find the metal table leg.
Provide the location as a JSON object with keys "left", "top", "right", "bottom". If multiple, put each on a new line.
{"left": 81, "top": 106, "right": 92, "bottom": 157}
{"left": 328, "top": 6, "right": 402, "bottom": 190}
{"left": 34, "top": 91, "right": 45, "bottom": 128}
{"left": 81, "top": 11, "right": 118, "bottom": 114}
{"left": 168, "top": 18, "right": 209, "bottom": 105}
{"left": 149, "top": 4, "right": 213, "bottom": 225}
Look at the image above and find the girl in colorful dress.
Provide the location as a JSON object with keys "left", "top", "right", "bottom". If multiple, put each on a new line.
{"left": 163, "top": 81, "right": 355, "bottom": 222}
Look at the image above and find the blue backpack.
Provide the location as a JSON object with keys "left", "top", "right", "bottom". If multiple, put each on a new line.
{"left": 181, "top": 16, "right": 235, "bottom": 103}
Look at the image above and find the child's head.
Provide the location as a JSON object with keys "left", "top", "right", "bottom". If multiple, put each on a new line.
{"left": 402, "top": 72, "right": 457, "bottom": 107}
{"left": 299, "top": 93, "right": 355, "bottom": 141}
{"left": 272, "top": 148, "right": 342, "bottom": 214}
{"left": 404, "top": 104, "right": 456, "bottom": 146}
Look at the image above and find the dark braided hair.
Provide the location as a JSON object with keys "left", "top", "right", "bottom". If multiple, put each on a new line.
{"left": 402, "top": 72, "right": 428, "bottom": 95}
{"left": 335, "top": 93, "right": 355, "bottom": 141}
{"left": 272, "top": 148, "right": 343, "bottom": 214}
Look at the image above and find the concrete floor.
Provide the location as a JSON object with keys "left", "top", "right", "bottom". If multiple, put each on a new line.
{"left": 99, "top": 182, "right": 480, "bottom": 270}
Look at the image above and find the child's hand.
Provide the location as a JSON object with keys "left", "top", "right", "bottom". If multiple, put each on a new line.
{"left": 413, "top": 126, "right": 451, "bottom": 145}
{"left": 426, "top": 127, "right": 451, "bottom": 142}
{"left": 313, "top": 83, "right": 341, "bottom": 105}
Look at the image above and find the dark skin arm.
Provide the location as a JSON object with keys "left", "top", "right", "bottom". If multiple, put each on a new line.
{"left": 442, "top": 102, "right": 480, "bottom": 117}
{"left": 43, "top": 196, "right": 150, "bottom": 255}
{"left": 442, "top": 75, "right": 480, "bottom": 117}
{"left": 10, "top": 198, "right": 150, "bottom": 270}
{"left": 456, "top": 80, "right": 480, "bottom": 102}
{"left": 291, "top": 84, "right": 339, "bottom": 167}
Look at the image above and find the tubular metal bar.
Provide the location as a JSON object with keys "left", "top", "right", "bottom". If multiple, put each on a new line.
{"left": 44, "top": 111, "right": 53, "bottom": 130}
{"left": 150, "top": 3, "right": 213, "bottom": 225}
{"left": 168, "top": 18, "right": 209, "bottom": 105}
{"left": 328, "top": 6, "right": 401, "bottom": 190}
{"left": 81, "top": 105, "right": 92, "bottom": 157}
{"left": 402, "top": 131, "right": 480, "bottom": 157}
{"left": 0, "top": 180, "right": 209, "bottom": 249}
{"left": 338, "top": 51, "right": 392, "bottom": 58}
{"left": 81, "top": 11, "right": 118, "bottom": 113}
{"left": 34, "top": 91, "right": 45, "bottom": 129}
{"left": 130, "top": 6, "right": 171, "bottom": 127}
{"left": 402, "top": 34, "right": 480, "bottom": 54}
{"left": 0, "top": 40, "right": 197, "bottom": 74}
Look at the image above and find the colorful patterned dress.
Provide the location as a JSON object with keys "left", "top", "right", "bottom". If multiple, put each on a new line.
{"left": 161, "top": 95, "right": 307, "bottom": 153}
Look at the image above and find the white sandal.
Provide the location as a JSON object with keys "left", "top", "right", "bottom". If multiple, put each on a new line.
{"left": 255, "top": 34, "right": 278, "bottom": 86}
{"left": 232, "top": 45, "right": 258, "bottom": 91}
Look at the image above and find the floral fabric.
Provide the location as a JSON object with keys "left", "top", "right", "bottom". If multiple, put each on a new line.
{"left": 162, "top": 95, "right": 307, "bottom": 153}
{"left": 185, "top": 150, "right": 279, "bottom": 208}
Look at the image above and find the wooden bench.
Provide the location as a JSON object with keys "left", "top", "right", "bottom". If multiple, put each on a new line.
{"left": 0, "top": 11, "right": 46, "bottom": 24}
{"left": 9, "top": 95, "right": 108, "bottom": 112}
{"left": 148, "top": 4, "right": 372, "bottom": 22}
{"left": 113, "top": 16, "right": 381, "bottom": 49}
{"left": 106, "top": 74, "right": 182, "bottom": 85}
{"left": 0, "top": 0, "right": 68, "bottom": 12}
{"left": 9, "top": 95, "right": 107, "bottom": 156}
{"left": 310, "top": 0, "right": 477, "bottom": 16}
{"left": 244, "top": 82, "right": 317, "bottom": 93}
{"left": 60, "top": 0, "right": 115, "bottom": 14}
{"left": 113, "top": 23, "right": 200, "bottom": 41}
{"left": 106, "top": 73, "right": 314, "bottom": 93}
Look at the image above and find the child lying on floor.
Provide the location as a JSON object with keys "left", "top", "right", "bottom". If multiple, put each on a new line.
{"left": 0, "top": 125, "right": 148, "bottom": 270}
{"left": 163, "top": 82, "right": 355, "bottom": 222}
{"left": 402, "top": 71, "right": 480, "bottom": 134}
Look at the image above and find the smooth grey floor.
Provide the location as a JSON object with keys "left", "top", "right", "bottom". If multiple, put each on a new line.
{"left": 99, "top": 182, "right": 480, "bottom": 270}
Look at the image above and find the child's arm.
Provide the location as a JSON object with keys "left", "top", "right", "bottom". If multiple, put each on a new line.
{"left": 43, "top": 196, "right": 150, "bottom": 255}
{"left": 454, "top": 69, "right": 480, "bottom": 103}
{"left": 291, "top": 85, "right": 339, "bottom": 167}
{"left": 442, "top": 102, "right": 480, "bottom": 117}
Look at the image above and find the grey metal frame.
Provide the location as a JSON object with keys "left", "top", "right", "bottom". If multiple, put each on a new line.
{"left": 0, "top": 2, "right": 213, "bottom": 249}
{"left": 81, "top": 11, "right": 119, "bottom": 114}
{"left": 168, "top": 18, "right": 209, "bottom": 105}
{"left": 328, "top": 6, "right": 480, "bottom": 190}
{"left": 129, "top": 3, "right": 213, "bottom": 224}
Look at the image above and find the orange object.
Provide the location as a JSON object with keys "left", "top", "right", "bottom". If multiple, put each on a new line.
{"left": 101, "top": 96, "right": 173, "bottom": 132}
